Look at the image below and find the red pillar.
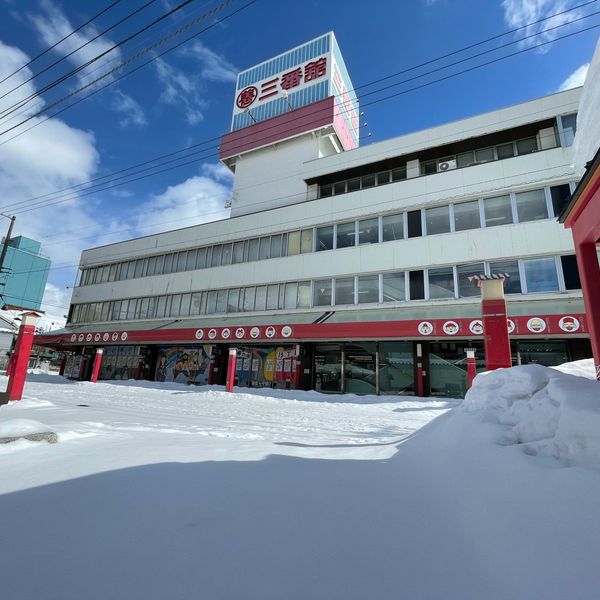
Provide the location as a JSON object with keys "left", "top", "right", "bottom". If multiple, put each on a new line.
{"left": 4, "top": 312, "right": 38, "bottom": 402}
{"left": 225, "top": 348, "right": 237, "bottom": 392}
{"left": 480, "top": 279, "right": 512, "bottom": 371}
{"left": 415, "top": 342, "right": 425, "bottom": 397}
{"left": 58, "top": 355, "right": 67, "bottom": 376}
{"left": 466, "top": 348, "right": 477, "bottom": 389}
{"left": 6, "top": 352, "right": 15, "bottom": 376}
{"left": 577, "top": 241, "right": 600, "bottom": 378}
{"left": 90, "top": 348, "right": 104, "bottom": 383}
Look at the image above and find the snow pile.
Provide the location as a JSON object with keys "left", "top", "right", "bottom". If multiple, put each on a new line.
{"left": 551, "top": 358, "right": 597, "bottom": 380}
{"left": 463, "top": 364, "right": 600, "bottom": 465}
{"left": 0, "top": 418, "right": 51, "bottom": 438}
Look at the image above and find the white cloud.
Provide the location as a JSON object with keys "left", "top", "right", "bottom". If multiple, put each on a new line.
{"left": 181, "top": 41, "right": 237, "bottom": 83}
{"left": 132, "top": 167, "right": 232, "bottom": 235}
{"left": 502, "top": 0, "right": 584, "bottom": 54}
{"left": 558, "top": 61, "right": 589, "bottom": 90}
{"left": 154, "top": 58, "right": 207, "bottom": 125}
{"left": 28, "top": 0, "right": 124, "bottom": 87}
{"left": 0, "top": 39, "right": 109, "bottom": 298}
{"left": 111, "top": 90, "right": 148, "bottom": 128}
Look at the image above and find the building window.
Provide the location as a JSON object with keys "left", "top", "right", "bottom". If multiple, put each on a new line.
{"left": 407, "top": 210, "right": 422, "bottom": 238}
{"left": 313, "top": 279, "right": 332, "bottom": 306}
{"left": 425, "top": 206, "right": 450, "bottom": 235}
{"left": 409, "top": 270, "right": 425, "bottom": 300}
{"left": 457, "top": 151, "right": 474, "bottom": 168}
{"left": 258, "top": 237, "right": 271, "bottom": 260}
{"left": 196, "top": 248, "right": 206, "bottom": 269}
{"left": 377, "top": 171, "right": 390, "bottom": 185}
{"left": 300, "top": 229, "right": 313, "bottom": 253}
{"left": 334, "top": 181, "right": 346, "bottom": 195}
{"left": 243, "top": 287, "right": 256, "bottom": 312}
{"left": 221, "top": 244, "right": 233, "bottom": 265}
{"left": 284, "top": 282, "right": 298, "bottom": 309}
{"left": 358, "top": 218, "right": 379, "bottom": 245}
{"left": 383, "top": 272, "right": 405, "bottom": 302}
{"left": 247, "top": 238, "right": 259, "bottom": 261}
{"left": 336, "top": 222, "right": 356, "bottom": 248}
{"left": 560, "top": 255, "right": 581, "bottom": 290}
{"left": 227, "top": 289, "right": 240, "bottom": 313}
{"left": 550, "top": 184, "right": 571, "bottom": 217}
{"left": 270, "top": 235, "right": 283, "bottom": 259}
{"left": 266, "top": 284, "right": 279, "bottom": 310}
{"left": 496, "top": 143, "right": 515, "bottom": 160}
{"left": 254, "top": 286, "right": 267, "bottom": 311}
{"left": 475, "top": 147, "right": 494, "bottom": 163}
{"left": 488, "top": 260, "right": 522, "bottom": 294}
{"left": 297, "top": 281, "right": 311, "bottom": 308}
{"left": 420, "top": 159, "right": 437, "bottom": 176}
{"left": 357, "top": 274, "right": 379, "bottom": 304}
{"left": 334, "top": 277, "right": 355, "bottom": 305}
{"left": 453, "top": 200, "right": 481, "bottom": 231}
{"left": 456, "top": 263, "right": 484, "bottom": 297}
{"left": 361, "top": 174, "right": 376, "bottom": 189}
{"left": 484, "top": 195, "right": 513, "bottom": 227}
{"left": 382, "top": 213, "right": 404, "bottom": 241}
{"left": 391, "top": 166, "right": 406, "bottom": 181}
{"left": 211, "top": 245, "right": 222, "bottom": 267}
{"left": 233, "top": 241, "right": 245, "bottom": 263}
{"left": 347, "top": 177, "right": 361, "bottom": 192}
{"left": 316, "top": 226, "right": 334, "bottom": 251}
{"left": 515, "top": 189, "right": 548, "bottom": 222}
{"left": 522, "top": 257, "right": 559, "bottom": 292}
{"left": 516, "top": 136, "right": 537, "bottom": 155}
{"left": 560, "top": 113, "right": 577, "bottom": 146}
{"left": 320, "top": 184, "right": 333, "bottom": 198}
{"left": 428, "top": 267, "right": 455, "bottom": 299}
{"left": 287, "top": 231, "right": 301, "bottom": 256}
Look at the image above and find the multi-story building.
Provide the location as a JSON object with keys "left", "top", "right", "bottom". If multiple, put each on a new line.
{"left": 37, "top": 33, "right": 591, "bottom": 396}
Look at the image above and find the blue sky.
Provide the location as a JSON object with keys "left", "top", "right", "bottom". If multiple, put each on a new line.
{"left": 0, "top": 0, "right": 598, "bottom": 322}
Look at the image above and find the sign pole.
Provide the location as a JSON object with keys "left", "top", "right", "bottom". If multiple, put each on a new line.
{"left": 90, "top": 348, "right": 104, "bottom": 383}
{"left": 225, "top": 347, "right": 237, "bottom": 392}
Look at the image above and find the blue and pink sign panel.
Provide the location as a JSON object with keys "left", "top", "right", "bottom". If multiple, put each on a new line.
{"left": 229, "top": 32, "right": 359, "bottom": 151}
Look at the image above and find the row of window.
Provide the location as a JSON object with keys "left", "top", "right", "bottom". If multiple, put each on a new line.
{"left": 78, "top": 183, "right": 574, "bottom": 287}
{"left": 70, "top": 254, "right": 580, "bottom": 325}
{"left": 317, "top": 113, "right": 577, "bottom": 199}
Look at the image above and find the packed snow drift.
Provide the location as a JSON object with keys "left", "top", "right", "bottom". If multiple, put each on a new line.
{"left": 0, "top": 365, "right": 599, "bottom": 600}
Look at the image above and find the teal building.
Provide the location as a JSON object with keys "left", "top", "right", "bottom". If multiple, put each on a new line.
{"left": 0, "top": 236, "right": 51, "bottom": 311}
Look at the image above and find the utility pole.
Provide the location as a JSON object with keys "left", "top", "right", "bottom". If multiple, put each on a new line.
{"left": 0, "top": 215, "right": 16, "bottom": 276}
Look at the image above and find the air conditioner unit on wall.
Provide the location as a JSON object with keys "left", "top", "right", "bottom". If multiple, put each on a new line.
{"left": 437, "top": 158, "right": 457, "bottom": 172}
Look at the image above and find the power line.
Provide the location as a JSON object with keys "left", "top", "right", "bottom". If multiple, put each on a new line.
{"left": 0, "top": 0, "right": 236, "bottom": 136}
{"left": 0, "top": 0, "right": 125, "bottom": 87}
{"left": 0, "top": 0, "right": 253, "bottom": 142}
{"left": 0, "top": 0, "right": 201, "bottom": 125}
{"left": 3, "top": 0, "right": 595, "bottom": 211}
{"left": 0, "top": 0, "right": 162, "bottom": 114}
{"left": 3, "top": 15, "right": 597, "bottom": 217}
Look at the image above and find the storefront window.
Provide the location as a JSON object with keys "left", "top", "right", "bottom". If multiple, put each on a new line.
{"left": 379, "top": 342, "right": 414, "bottom": 395}
{"left": 344, "top": 343, "right": 376, "bottom": 394}
{"left": 518, "top": 341, "right": 569, "bottom": 366}
{"left": 314, "top": 344, "right": 342, "bottom": 392}
{"left": 429, "top": 342, "right": 484, "bottom": 398}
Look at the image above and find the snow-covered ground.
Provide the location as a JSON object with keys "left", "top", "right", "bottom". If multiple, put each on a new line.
{"left": 0, "top": 365, "right": 599, "bottom": 600}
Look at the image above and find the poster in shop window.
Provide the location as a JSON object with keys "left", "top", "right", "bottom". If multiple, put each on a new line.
{"left": 234, "top": 346, "right": 298, "bottom": 388}
{"left": 155, "top": 345, "right": 212, "bottom": 384}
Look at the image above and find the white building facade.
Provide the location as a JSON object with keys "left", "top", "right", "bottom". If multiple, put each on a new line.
{"left": 37, "top": 33, "right": 591, "bottom": 397}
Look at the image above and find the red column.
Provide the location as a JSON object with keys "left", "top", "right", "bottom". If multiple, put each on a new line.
{"left": 6, "top": 352, "right": 15, "bottom": 376}
{"left": 90, "top": 348, "right": 104, "bottom": 383}
{"left": 58, "top": 355, "right": 67, "bottom": 376}
{"left": 415, "top": 342, "right": 425, "bottom": 397}
{"left": 577, "top": 241, "right": 600, "bottom": 378}
{"left": 465, "top": 348, "right": 477, "bottom": 389}
{"left": 482, "top": 298, "right": 511, "bottom": 370}
{"left": 225, "top": 348, "right": 237, "bottom": 392}
{"left": 5, "top": 313, "right": 38, "bottom": 401}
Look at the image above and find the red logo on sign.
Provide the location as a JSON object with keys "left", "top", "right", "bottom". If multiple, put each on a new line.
{"left": 236, "top": 86, "right": 258, "bottom": 109}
